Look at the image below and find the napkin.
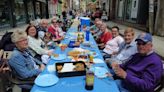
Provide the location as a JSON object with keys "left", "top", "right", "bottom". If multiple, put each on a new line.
{"left": 60, "top": 63, "right": 76, "bottom": 72}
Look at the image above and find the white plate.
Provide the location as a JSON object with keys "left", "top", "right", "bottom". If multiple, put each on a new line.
{"left": 93, "top": 58, "right": 104, "bottom": 63}
{"left": 35, "top": 74, "right": 59, "bottom": 87}
{"left": 94, "top": 67, "right": 108, "bottom": 78}
{"left": 51, "top": 54, "right": 66, "bottom": 60}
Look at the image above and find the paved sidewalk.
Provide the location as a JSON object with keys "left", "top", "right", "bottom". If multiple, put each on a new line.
{"left": 105, "top": 21, "right": 164, "bottom": 59}
{"left": 0, "top": 24, "right": 28, "bottom": 39}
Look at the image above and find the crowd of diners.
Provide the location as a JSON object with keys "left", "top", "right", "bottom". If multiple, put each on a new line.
{"left": 2, "top": 14, "right": 163, "bottom": 92}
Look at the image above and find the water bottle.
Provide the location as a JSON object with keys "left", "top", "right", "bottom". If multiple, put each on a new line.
{"left": 86, "top": 30, "right": 90, "bottom": 41}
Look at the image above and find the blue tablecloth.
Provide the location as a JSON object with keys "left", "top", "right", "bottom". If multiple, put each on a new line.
{"left": 31, "top": 26, "right": 120, "bottom": 92}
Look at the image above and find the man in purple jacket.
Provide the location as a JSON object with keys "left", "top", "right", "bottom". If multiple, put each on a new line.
{"left": 111, "top": 33, "right": 163, "bottom": 92}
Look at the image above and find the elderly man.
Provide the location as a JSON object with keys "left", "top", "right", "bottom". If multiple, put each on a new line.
{"left": 111, "top": 33, "right": 163, "bottom": 92}
{"left": 37, "top": 19, "right": 49, "bottom": 39}
{"left": 90, "top": 18, "right": 100, "bottom": 34}
{"left": 9, "top": 30, "right": 45, "bottom": 81}
{"left": 92, "top": 20, "right": 103, "bottom": 40}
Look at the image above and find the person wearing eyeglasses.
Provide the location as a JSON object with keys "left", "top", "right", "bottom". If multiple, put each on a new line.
{"left": 111, "top": 33, "right": 163, "bottom": 92}
{"left": 9, "top": 30, "right": 45, "bottom": 89}
{"left": 48, "top": 18, "right": 64, "bottom": 43}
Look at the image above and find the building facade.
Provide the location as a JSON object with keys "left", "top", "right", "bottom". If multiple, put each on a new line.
{"left": 0, "top": 0, "right": 49, "bottom": 30}
{"left": 109, "top": 0, "right": 148, "bottom": 27}
{"left": 99, "top": 0, "right": 110, "bottom": 17}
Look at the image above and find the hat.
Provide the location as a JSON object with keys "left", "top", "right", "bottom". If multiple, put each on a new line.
{"left": 135, "top": 33, "right": 152, "bottom": 43}
{"left": 11, "top": 30, "right": 27, "bottom": 43}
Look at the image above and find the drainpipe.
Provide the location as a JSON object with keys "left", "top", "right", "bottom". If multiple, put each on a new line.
{"left": 148, "top": 0, "right": 154, "bottom": 34}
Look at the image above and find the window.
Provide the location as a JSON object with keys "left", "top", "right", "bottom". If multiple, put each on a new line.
{"left": 14, "top": 0, "right": 26, "bottom": 24}
{"left": 27, "top": 1, "right": 34, "bottom": 20}
{"left": 0, "top": 0, "right": 10, "bottom": 28}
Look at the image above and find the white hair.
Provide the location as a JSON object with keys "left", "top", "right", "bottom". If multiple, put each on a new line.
{"left": 11, "top": 30, "right": 27, "bottom": 43}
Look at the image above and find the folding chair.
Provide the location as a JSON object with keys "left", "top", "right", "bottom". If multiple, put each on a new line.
{"left": 1, "top": 50, "right": 34, "bottom": 92}
{"left": 154, "top": 69, "right": 164, "bottom": 92}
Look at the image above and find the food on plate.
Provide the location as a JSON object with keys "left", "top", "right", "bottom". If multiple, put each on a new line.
{"left": 60, "top": 44, "right": 67, "bottom": 51}
{"left": 68, "top": 51, "right": 81, "bottom": 57}
{"left": 53, "top": 54, "right": 59, "bottom": 57}
{"left": 56, "top": 65, "right": 63, "bottom": 71}
{"left": 74, "top": 63, "right": 85, "bottom": 71}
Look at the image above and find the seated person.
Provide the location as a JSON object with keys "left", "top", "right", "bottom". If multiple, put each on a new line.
{"left": 9, "top": 30, "right": 45, "bottom": 81}
{"left": 106, "top": 28, "right": 137, "bottom": 64}
{"left": 111, "top": 33, "right": 163, "bottom": 92}
{"left": 97, "top": 23, "right": 112, "bottom": 49}
{"left": 36, "top": 19, "right": 49, "bottom": 39}
{"left": 103, "top": 26, "right": 124, "bottom": 58}
{"left": 92, "top": 20, "right": 103, "bottom": 40}
{"left": 90, "top": 18, "right": 100, "bottom": 34}
{"left": 43, "top": 32, "right": 56, "bottom": 49}
{"left": 48, "top": 18, "right": 64, "bottom": 43}
{"left": 56, "top": 20, "right": 66, "bottom": 35}
{"left": 25, "top": 25, "right": 53, "bottom": 64}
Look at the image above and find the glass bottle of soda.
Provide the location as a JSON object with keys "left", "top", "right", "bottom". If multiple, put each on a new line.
{"left": 85, "top": 68, "right": 94, "bottom": 90}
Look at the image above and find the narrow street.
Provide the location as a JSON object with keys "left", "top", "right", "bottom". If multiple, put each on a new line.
{"left": 0, "top": 0, "right": 164, "bottom": 92}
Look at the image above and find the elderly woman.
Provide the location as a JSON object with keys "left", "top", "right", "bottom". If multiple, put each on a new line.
{"left": 106, "top": 28, "right": 137, "bottom": 65}
{"left": 48, "top": 18, "right": 65, "bottom": 43}
{"left": 9, "top": 30, "right": 45, "bottom": 81}
{"left": 25, "top": 25, "right": 53, "bottom": 64}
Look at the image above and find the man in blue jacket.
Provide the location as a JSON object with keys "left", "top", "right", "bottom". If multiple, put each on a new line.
{"left": 112, "top": 33, "right": 163, "bottom": 92}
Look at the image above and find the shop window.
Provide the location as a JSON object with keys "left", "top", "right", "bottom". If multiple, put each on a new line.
{"left": 41, "top": 3, "right": 46, "bottom": 18}
{"left": 0, "top": 0, "right": 10, "bottom": 28}
{"left": 14, "top": 0, "right": 26, "bottom": 24}
{"left": 27, "top": 2, "right": 35, "bottom": 20}
{"left": 36, "top": 2, "right": 41, "bottom": 18}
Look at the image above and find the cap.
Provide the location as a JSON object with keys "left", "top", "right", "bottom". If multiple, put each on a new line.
{"left": 135, "top": 33, "right": 152, "bottom": 43}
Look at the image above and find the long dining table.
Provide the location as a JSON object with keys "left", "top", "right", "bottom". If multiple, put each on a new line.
{"left": 30, "top": 21, "right": 120, "bottom": 92}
